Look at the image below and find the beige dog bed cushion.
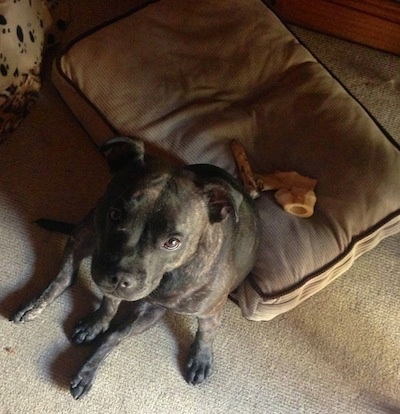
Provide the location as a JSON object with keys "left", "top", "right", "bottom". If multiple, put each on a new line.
{"left": 52, "top": 0, "right": 400, "bottom": 321}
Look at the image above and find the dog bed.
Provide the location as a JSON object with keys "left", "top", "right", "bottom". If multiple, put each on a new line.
{"left": 51, "top": 0, "right": 400, "bottom": 321}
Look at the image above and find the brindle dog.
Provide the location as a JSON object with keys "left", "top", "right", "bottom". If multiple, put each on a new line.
{"left": 12, "top": 137, "right": 259, "bottom": 399}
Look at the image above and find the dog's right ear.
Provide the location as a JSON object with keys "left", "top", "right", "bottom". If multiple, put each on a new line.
{"left": 99, "top": 137, "right": 145, "bottom": 174}
{"left": 204, "top": 181, "right": 243, "bottom": 224}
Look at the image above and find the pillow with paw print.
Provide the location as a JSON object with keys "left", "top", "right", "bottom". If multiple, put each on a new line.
{"left": 0, "top": 0, "right": 52, "bottom": 140}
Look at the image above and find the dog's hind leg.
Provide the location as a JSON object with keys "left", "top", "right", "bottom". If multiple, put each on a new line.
{"left": 12, "top": 211, "right": 96, "bottom": 323}
{"left": 186, "top": 298, "right": 226, "bottom": 385}
{"left": 70, "top": 300, "right": 166, "bottom": 400}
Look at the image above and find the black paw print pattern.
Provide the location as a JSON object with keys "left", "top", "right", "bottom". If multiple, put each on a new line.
{"left": 16, "top": 23, "right": 28, "bottom": 54}
{"left": 0, "top": 53, "right": 10, "bottom": 77}
{"left": 0, "top": 14, "right": 11, "bottom": 35}
{"left": 1, "top": 10, "right": 42, "bottom": 56}
{"left": 1, "top": 15, "right": 19, "bottom": 78}
{"left": 0, "top": 13, "right": 26, "bottom": 54}
{"left": 29, "top": 26, "right": 36, "bottom": 43}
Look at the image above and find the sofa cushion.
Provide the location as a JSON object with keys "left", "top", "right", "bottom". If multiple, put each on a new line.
{"left": 52, "top": 0, "right": 400, "bottom": 320}
{"left": 0, "top": 0, "right": 53, "bottom": 140}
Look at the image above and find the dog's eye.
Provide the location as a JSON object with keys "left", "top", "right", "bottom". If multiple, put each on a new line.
{"left": 163, "top": 237, "right": 181, "bottom": 251}
{"left": 109, "top": 208, "right": 122, "bottom": 222}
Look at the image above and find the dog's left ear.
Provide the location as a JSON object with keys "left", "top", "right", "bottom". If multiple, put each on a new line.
{"left": 204, "top": 182, "right": 243, "bottom": 223}
{"left": 99, "top": 137, "right": 145, "bottom": 174}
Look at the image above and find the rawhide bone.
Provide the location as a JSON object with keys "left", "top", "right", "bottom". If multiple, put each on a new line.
{"left": 229, "top": 139, "right": 260, "bottom": 199}
{"left": 230, "top": 140, "right": 317, "bottom": 218}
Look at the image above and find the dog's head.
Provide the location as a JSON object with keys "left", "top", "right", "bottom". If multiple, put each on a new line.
{"left": 91, "top": 137, "right": 243, "bottom": 302}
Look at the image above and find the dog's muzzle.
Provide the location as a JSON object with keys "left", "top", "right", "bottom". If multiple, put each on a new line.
{"left": 92, "top": 263, "right": 160, "bottom": 301}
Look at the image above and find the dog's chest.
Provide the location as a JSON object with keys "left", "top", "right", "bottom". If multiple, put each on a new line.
{"left": 149, "top": 272, "right": 214, "bottom": 314}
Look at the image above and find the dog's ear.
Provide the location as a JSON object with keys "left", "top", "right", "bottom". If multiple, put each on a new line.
{"left": 204, "top": 181, "right": 243, "bottom": 223}
{"left": 99, "top": 137, "right": 145, "bottom": 173}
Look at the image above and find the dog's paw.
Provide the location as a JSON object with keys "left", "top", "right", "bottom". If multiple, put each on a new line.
{"left": 185, "top": 349, "right": 213, "bottom": 385}
{"left": 11, "top": 299, "right": 43, "bottom": 323}
{"left": 71, "top": 317, "right": 110, "bottom": 345}
{"left": 70, "top": 366, "right": 96, "bottom": 400}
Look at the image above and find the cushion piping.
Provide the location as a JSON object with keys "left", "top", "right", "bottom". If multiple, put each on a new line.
{"left": 248, "top": 211, "right": 400, "bottom": 300}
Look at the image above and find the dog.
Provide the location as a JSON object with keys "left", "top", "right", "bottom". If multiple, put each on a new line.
{"left": 12, "top": 137, "right": 259, "bottom": 400}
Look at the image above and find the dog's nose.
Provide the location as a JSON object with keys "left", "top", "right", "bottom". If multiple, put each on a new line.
{"left": 109, "top": 274, "right": 133, "bottom": 289}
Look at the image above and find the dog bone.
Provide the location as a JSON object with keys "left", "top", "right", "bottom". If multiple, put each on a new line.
{"left": 274, "top": 187, "right": 317, "bottom": 218}
{"left": 230, "top": 140, "right": 260, "bottom": 199}
{"left": 254, "top": 171, "right": 317, "bottom": 191}
{"left": 254, "top": 172, "right": 317, "bottom": 218}
{"left": 230, "top": 140, "right": 317, "bottom": 218}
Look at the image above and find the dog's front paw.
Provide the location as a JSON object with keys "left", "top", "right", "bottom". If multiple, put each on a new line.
{"left": 11, "top": 299, "right": 44, "bottom": 323}
{"left": 71, "top": 316, "right": 110, "bottom": 345}
{"left": 70, "top": 366, "right": 96, "bottom": 400}
{"left": 186, "top": 349, "right": 213, "bottom": 385}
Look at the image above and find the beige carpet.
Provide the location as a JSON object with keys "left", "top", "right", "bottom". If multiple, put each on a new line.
{"left": 0, "top": 2, "right": 399, "bottom": 413}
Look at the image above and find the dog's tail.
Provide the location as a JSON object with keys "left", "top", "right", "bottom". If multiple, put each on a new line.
{"left": 34, "top": 219, "right": 76, "bottom": 235}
